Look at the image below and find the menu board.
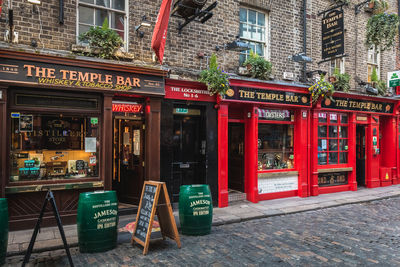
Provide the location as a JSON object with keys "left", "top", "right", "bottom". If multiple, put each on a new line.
{"left": 133, "top": 184, "right": 157, "bottom": 243}
{"left": 131, "top": 181, "right": 181, "bottom": 255}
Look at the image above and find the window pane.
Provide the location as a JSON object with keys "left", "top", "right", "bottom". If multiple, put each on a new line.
{"left": 318, "top": 113, "right": 327, "bottom": 123}
{"left": 241, "top": 24, "right": 250, "bottom": 39}
{"left": 318, "top": 153, "right": 327, "bottom": 165}
{"left": 79, "top": 6, "right": 94, "bottom": 24}
{"left": 329, "top": 139, "right": 338, "bottom": 151}
{"left": 248, "top": 10, "right": 256, "bottom": 24}
{"left": 239, "top": 54, "right": 246, "bottom": 66}
{"left": 339, "top": 152, "right": 348, "bottom": 164}
{"left": 111, "top": 12, "right": 124, "bottom": 31}
{"left": 329, "top": 152, "right": 338, "bottom": 164}
{"left": 96, "top": 0, "right": 110, "bottom": 7}
{"left": 339, "top": 126, "right": 348, "bottom": 138}
{"left": 340, "top": 114, "right": 348, "bottom": 123}
{"left": 258, "top": 124, "right": 294, "bottom": 170}
{"left": 10, "top": 114, "right": 100, "bottom": 182}
{"left": 318, "top": 126, "right": 327, "bottom": 138}
{"left": 318, "top": 139, "right": 327, "bottom": 151}
{"left": 80, "top": 0, "right": 94, "bottom": 3}
{"left": 256, "top": 43, "right": 264, "bottom": 56}
{"left": 329, "top": 113, "right": 337, "bottom": 123}
{"left": 112, "top": 0, "right": 124, "bottom": 10}
{"left": 329, "top": 126, "right": 338, "bottom": 137}
{"left": 339, "top": 139, "right": 348, "bottom": 151}
{"left": 95, "top": 9, "right": 108, "bottom": 26}
{"left": 258, "top": 12, "right": 265, "bottom": 26}
{"left": 250, "top": 25, "right": 256, "bottom": 39}
{"left": 240, "top": 8, "right": 247, "bottom": 22}
{"left": 79, "top": 25, "right": 91, "bottom": 37}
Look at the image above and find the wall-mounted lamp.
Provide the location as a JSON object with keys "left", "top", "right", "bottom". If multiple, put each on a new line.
{"left": 215, "top": 36, "right": 250, "bottom": 52}
{"left": 135, "top": 16, "right": 151, "bottom": 38}
{"left": 289, "top": 53, "right": 312, "bottom": 63}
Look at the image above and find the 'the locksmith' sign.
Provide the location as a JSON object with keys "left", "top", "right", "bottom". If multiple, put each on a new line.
{"left": 0, "top": 57, "right": 164, "bottom": 95}
{"left": 322, "top": 9, "right": 344, "bottom": 60}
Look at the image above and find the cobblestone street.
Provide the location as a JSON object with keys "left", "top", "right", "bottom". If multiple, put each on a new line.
{"left": 7, "top": 197, "right": 400, "bottom": 266}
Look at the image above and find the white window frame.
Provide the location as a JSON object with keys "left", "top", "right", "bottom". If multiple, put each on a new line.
{"left": 367, "top": 46, "right": 380, "bottom": 83}
{"left": 76, "top": 0, "right": 128, "bottom": 50}
{"left": 329, "top": 58, "right": 345, "bottom": 76}
{"left": 239, "top": 7, "right": 270, "bottom": 65}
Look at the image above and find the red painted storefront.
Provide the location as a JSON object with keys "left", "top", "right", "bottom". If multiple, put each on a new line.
{"left": 217, "top": 79, "right": 400, "bottom": 208}
{"left": 217, "top": 79, "right": 312, "bottom": 207}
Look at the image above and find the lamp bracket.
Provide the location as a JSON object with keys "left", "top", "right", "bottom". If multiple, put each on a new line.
{"left": 355, "top": 0, "right": 371, "bottom": 14}
{"left": 173, "top": 1, "right": 217, "bottom": 34}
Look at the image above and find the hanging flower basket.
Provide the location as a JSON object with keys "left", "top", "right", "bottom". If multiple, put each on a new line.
{"left": 308, "top": 75, "right": 335, "bottom": 104}
{"left": 198, "top": 54, "right": 230, "bottom": 96}
{"left": 365, "top": 12, "right": 400, "bottom": 51}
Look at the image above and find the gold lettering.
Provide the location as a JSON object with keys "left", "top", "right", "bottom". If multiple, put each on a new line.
{"left": 24, "top": 65, "right": 35, "bottom": 77}
{"left": 60, "top": 70, "right": 69, "bottom": 80}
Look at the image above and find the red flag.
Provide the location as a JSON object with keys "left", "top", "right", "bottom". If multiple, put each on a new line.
{"left": 151, "top": 0, "right": 173, "bottom": 64}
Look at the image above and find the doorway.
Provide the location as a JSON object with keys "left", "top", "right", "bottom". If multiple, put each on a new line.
{"left": 228, "top": 123, "right": 245, "bottom": 197}
{"left": 356, "top": 125, "right": 366, "bottom": 186}
{"left": 171, "top": 107, "right": 206, "bottom": 202}
{"left": 112, "top": 118, "right": 145, "bottom": 204}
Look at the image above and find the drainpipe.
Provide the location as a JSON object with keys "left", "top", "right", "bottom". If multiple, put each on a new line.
{"left": 302, "top": 0, "right": 307, "bottom": 81}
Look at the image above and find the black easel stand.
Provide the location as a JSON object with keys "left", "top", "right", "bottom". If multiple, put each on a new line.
{"left": 22, "top": 189, "right": 74, "bottom": 267}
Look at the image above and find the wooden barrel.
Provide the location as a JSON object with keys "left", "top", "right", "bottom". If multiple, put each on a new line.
{"left": 77, "top": 191, "right": 118, "bottom": 253}
{"left": 173, "top": 0, "right": 207, "bottom": 18}
{"left": 0, "top": 198, "right": 8, "bottom": 265}
{"left": 179, "top": 185, "right": 213, "bottom": 235}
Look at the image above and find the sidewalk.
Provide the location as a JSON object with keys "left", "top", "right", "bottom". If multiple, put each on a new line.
{"left": 6, "top": 184, "right": 400, "bottom": 257}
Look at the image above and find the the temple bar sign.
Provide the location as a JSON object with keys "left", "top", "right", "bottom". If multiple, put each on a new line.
{"left": 322, "top": 9, "right": 344, "bottom": 60}
{"left": 0, "top": 58, "right": 164, "bottom": 95}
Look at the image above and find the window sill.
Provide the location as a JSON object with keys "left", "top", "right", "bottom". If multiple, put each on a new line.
{"left": 5, "top": 181, "right": 104, "bottom": 194}
{"left": 258, "top": 170, "right": 298, "bottom": 178}
{"left": 317, "top": 167, "right": 353, "bottom": 173}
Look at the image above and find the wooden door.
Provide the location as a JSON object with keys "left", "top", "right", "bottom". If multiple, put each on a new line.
{"left": 113, "top": 119, "right": 145, "bottom": 204}
{"left": 228, "top": 123, "right": 245, "bottom": 192}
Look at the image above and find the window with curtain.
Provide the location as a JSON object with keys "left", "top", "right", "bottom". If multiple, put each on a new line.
{"left": 239, "top": 7, "right": 269, "bottom": 65}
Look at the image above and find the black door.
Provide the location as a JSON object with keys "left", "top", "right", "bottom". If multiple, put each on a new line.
{"left": 171, "top": 109, "right": 206, "bottom": 202}
{"left": 112, "top": 119, "right": 145, "bottom": 204}
{"left": 356, "top": 125, "right": 366, "bottom": 186}
{"left": 228, "top": 123, "right": 245, "bottom": 192}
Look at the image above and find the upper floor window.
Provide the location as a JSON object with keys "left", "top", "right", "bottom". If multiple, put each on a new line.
{"left": 239, "top": 7, "right": 269, "bottom": 65}
{"left": 367, "top": 46, "right": 380, "bottom": 83}
{"left": 78, "top": 0, "right": 127, "bottom": 45}
{"left": 329, "top": 58, "right": 345, "bottom": 76}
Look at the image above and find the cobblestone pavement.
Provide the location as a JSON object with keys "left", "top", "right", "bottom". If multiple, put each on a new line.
{"left": 6, "top": 197, "right": 400, "bottom": 266}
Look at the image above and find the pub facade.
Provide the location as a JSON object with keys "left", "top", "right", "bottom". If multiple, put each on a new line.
{"left": 0, "top": 48, "right": 166, "bottom": 229}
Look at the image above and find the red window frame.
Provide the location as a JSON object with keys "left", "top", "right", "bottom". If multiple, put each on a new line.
{"left": 317, "top": 112, "right": 349, "bottom": 166}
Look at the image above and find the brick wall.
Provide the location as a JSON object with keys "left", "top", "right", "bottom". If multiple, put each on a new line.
{"left": 0, "top": 0, "right": 398, "bottom": 91}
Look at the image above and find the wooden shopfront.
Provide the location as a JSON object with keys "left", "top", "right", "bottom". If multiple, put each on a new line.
{"left": 161, "top": 79, "right": 218, "bottom": 204}
{"left": 0, "top": 49, "right": 166, "bottom": 230}
{"left": 310, "top": 92, "right": 397, "bottom": 196}
{"left": 217, "top": 79, "right": 312, "bottom": 207}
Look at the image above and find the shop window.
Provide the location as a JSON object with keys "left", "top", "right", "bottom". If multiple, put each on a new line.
{"left": 258, "top": 110, "right": 294, "bottom": 170}
{"left": 78, "top": 0, "right": 127, "bottom": 46}
{"left": 318, "top": 113, "right": 348, "bottom": 165}
{"left": 239, "top": 7, "right": 269, "bottom": 65}
{"left": 9, "top": 113, "right": 100, "bottom": 182}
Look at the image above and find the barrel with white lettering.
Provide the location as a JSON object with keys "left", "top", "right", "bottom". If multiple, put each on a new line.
{"left": 179, "top": 185, "right": 213, "bottom": 235}
{"left": 77, "top": 191, "right": 118, "bottom": 253}
{"left": 0, "top": 198, "right": 8, "bottom": 265}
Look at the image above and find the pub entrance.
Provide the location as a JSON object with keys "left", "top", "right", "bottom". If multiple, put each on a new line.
{"left": 356, "top": 125, "right": 366, "bottom": 187}
{"left": 112, "top": 117, "right": 145, "bottom": 205}
{"left": 228, "top": 122, "right": 245, "bottom": 201}
{"left": 171, "top": 107, "right": 207, "bottom": 202}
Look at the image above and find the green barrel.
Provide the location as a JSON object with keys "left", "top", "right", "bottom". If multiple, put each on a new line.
{"left": 179, "top": 185, "right": 213, "bottom": 235}
{"left": 77, "top": 191, "right": 118, "bottom": 253}
{"left": 0, "top": 199, "right": 8, "bottom": 265}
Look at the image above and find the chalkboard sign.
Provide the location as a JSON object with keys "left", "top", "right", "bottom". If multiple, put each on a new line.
{"left": 131, "top": 181, "right": 181, "bottom": 255}
{"left": 134, "top": 184, "right": 157, "bottom": 243}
